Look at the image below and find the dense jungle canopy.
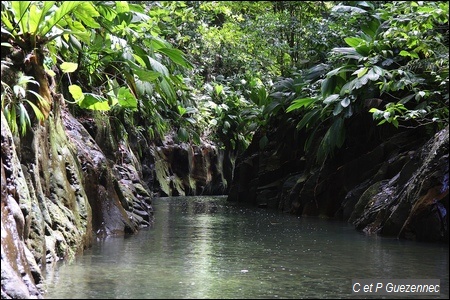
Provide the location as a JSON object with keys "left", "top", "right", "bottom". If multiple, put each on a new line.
{"left": 1, "top": 1, "right": 449, "bottom": 165}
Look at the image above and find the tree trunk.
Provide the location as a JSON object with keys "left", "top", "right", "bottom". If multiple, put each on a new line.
{"left": 25, "top": 49, "right": 52, "bottom": 121}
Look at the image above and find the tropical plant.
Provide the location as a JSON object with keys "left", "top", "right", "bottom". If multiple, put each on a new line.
{"left": 1, "top": 1, "right": 195, "bottom": 145}
{"left": 1, "top": 1, "right": 99, "bottom": 120}
{"left": 1, "top": 62, "right": 45, "bottom": 136}
{"left": 63, "top": 1, "right": 194, "bottom": 143}
{"left": 286, "top": 1, "right": 449, "bottom": 164}
{"left": 194, "top": 80, "right": 259, "bottom": 152}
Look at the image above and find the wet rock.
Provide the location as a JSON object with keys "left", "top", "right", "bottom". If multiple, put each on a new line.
{"left": 2, "top": 100, "right": 156, "bottom": 298}
{"left": 63, "top": 111, "right": 150, "bottom": 236}
{"left": 358, "top": 125, "right": 449, "bottom": 242}
{"left": 149, "top": 136, "right": 230, "bottom": 197}
{"left": 2, "top": 113, "right": 43, "bottom": 298}
{"left": 1, "top": 183, "right": 42, "bottom": 299}
{"left": 227, "top": 109, "right": 448, "bottom": 242}
{"left": 1, "top": 57, "right": 162, "bottom": 298}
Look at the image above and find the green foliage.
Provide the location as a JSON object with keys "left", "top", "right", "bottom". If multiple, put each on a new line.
{"left": 285, "top": 1, "right": 449, "bottom": 163}
{"left": 1, "top": 1, "right": 96, "bottom": 129}
{"left": 1, "top": 63, "right": 45, "bottom": 136}
{"left": 369, "top": 103, "right": 407, "bottom": 128}
{"left": 1, "top": 1, "right": 91, "bottom": 50}
{"left": 140, "top": 1, "right": 335, "bottom": 152}
{"left": 188, "top": 79, "right": 261, "bottom": 151}
{"left": 2, "top": 1, "right": 196, "bottom": 144}
{"left": 2, "top": 0, "right": 447, "bottom": 164}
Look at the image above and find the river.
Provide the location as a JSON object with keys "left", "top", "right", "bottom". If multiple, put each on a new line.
{"left": 43, "top": 195, "right": 449, "bottom": 299}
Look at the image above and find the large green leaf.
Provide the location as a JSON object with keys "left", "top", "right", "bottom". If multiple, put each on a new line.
{"left": 323, "top": 94, "right": 340, "bottom": 105}
{"left": 148, "top": 36, "right": 170, "bottom": 50}
{"left": 366, "top": 68, "right": 379, "bottom": 81}
{"left": 132, "top": 67, "right": 161, "bottom": 82}
{"left": 4, "top": 104, "right": 17, "bottom": 134}
{"left": 24, "top": 99, "right": 45, "bottom": 122}
{"left": 177, "top": 105, "right": 187, "bottom": 116}
{"left": 60, "top": 62, "right": 78, "bottom": 73}
{"left": 135, "top": 78, "right": 154, "bottom": 95}
{"left": 157, "top": 48, "right": 193, "bottom": 69}
{"left": 372, "top": 66, "right": 385, "bottom": 76}
{"left": 117, "top": 87, "right": 137, "bottom": 109}
{"left": 399, "top": 50, "right": 419, "bottom": 59}
{"left": 340, "top": 97, "right": 351, "bottom": 108}
{"left": 331, "top": 5, "right": 367, "bottom": 14}
{"left": 132, "top": 54, "right": 147, "bottom": 67}
{"left": 116, "top": 1, "right": 130, "bottom": 14}
{"left": 148, "top": 56, "right": 169, "bottom": 76}
{"left": 286, "top": 98, "right": 316, "bottom": 113}
{"left": 262, "top": 101, "right": 281, "bottom": 116}
{"left": 131, "top": 45, "right": 148, "bottom": 61}
{"left": 259, "top": 135, "right": 269, "bottom": 150}
{"left": 330, "top": 117, "right": 346, "bottom": 148}
{"left": 340, "top": 80, "right": 355, "bottom": 96}
{"left": 321, "top": 76, "right": 337, "bottom": 97}
{"left": 326, "top": 66, "right": 357, "bottom": 77}
{"left": 1, "top": 11, "right": 14, "bottom": 31}
{"left": 28, "top": 1, "right": 55, "bottom": 34}
{"left": 68, "top": 34, "right": 83, "bottom": 51}
{"left": 317, "top": 117, "right": 345, "bottom": 162}
{"left": 78, "top": 93, "right": 110, "bottom": 110}
{"left": 332, "top": 47, "right": 363, "bottom": 60}
{"left": 304, "top": 63, "right": 329, "bottom": 81}
{"left": 40, "top": 1, "right": 83, "bottom": 36}
{"left": 344, "top": 37, "right": 365, "bottom": 48}
{"left": 74, "top": 2, "right": 100, "bottom": 28}
{"left": 69, "top": 84, "right": 84, "bottom": 101}
{"left": 399, "top": 94, "right": 415, "bottom": 104}
{"left": 352, "top": 67, "right": 368, "bottom": 78}
{"left": 333, "top": 102, "right": 344, "bottom": 116}
{"left": 177, "top": 127, "right": 189, "bottom": 142}
{"left": 304, "top": 127, "right": 318, "bottom": 152}
{"left": 158, "top": 77, "right": 177, "bottom": 104}
{"left": 96, "top": 4, "right": 117, "bottom": 21}
{"left": 296, "top": 109, "right": 320, "bottom": 131}
{"left": 18, "top": 103, "right": 30, "bottom": 136}
{"left": 250, "top": 87, "right": 268, "bottom": 106}
{"left": 361, "top": 18, "right": 380, "bottom": 38}
{"left": 11, "top": 1, "right": 31, "bottom": 33}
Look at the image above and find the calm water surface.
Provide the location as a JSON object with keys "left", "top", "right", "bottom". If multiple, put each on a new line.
{"left": 44, "top": 196, "right": 449, "bottom": 299}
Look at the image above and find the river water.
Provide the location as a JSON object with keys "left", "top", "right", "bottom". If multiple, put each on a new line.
{"left": 44, "top": 196, "right": 449, "bottom": 299}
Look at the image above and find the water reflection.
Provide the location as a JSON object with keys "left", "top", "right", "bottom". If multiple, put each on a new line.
{"left": 44, "top": 196, "right": 449, "bottom": 299}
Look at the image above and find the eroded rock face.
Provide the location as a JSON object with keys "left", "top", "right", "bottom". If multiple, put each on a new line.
{"left": 1, "top": 104, "right": 154, "bottom": 298}
{"left": 227, "top": 113, "right": 449, "bottom": 243}
{"left": 352, "top": 126, "right": 449, "bottom": 242}
{"left": 1, "top": 121, "right": 38, "bottom": 298}
{"left": 1, "top": 156, "right": 42, "bottom": 299}
{"left": 63, "top": 111, "right": 143, "bottom": 236}
{"left": 227, "top": 121, "right": 310, "bottom": 210}
{"left": 149, "top": 135, "right": 230, "bottom": 197}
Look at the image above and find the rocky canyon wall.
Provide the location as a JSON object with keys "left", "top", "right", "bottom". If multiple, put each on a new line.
{"left": 1, "top": 105, "right": 153, "bottom": 298}
{"left": 228, "top": 115, "right": 449, "bottom": 243}
{"left": 146, "top": 135, "right": 231, "bottom": 197}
